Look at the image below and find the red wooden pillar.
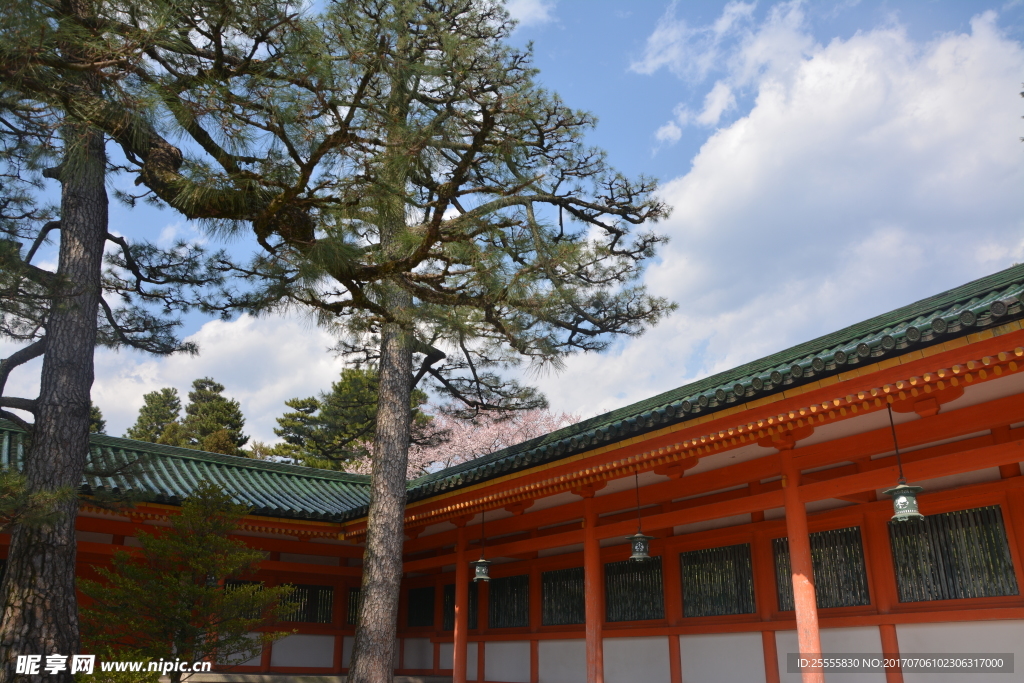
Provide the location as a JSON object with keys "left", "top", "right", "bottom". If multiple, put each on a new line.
{"left": 762, "top": 630, "right": 780, "bottom": 683}
{"left": 530, "top": 563, "right": 541, "bottom": 683}
{"left": 780, "top": 449, "right": 824, "bottom": 683}
{"left": 582, "top": 491, "right": 605, "bottom": 683}
{"left": 261, "top": 576, "right": 276, "bottom": 673}
{"left": 663, "top": 528, "right": 683, "bottom": 683}
{"left": 753, "top": 529, "right": 780, "bottom": 683}
{"left": 879, "top": 624, "right": 903, "bottom": 683}
{"left": 667, "top": 635, "right": 682, "bottom": 683}
{"left": 453, "top": 519, "right": 471, "bottom": 683}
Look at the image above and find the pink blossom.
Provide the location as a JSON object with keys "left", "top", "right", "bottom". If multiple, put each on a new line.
{"left": 407, "top": 409, "right": 581, "bottom": 477}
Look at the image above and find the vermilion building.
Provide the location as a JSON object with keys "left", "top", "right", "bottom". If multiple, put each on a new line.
{"left": 4, "top": 266, "right": 1024, "bottom": 683}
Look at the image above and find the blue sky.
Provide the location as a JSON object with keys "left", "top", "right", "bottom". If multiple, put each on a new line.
{"left": 6, "top": 0, "right": 1022, "bottom": 443}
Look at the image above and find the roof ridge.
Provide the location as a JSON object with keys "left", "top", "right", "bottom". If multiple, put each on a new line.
{"left": 0, "top": 420, "right": 372, "bottom": 486}
{"left": 402, "top": 263, "right": 1024, "bottom": 501}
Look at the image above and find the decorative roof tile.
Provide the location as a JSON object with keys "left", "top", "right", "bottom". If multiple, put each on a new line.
{"left": 0, "top": 425, "right": 370, "bottom": 522}
{"left": 398, "top": 263, "right": 1024, "bottom": 507}
{"left": 4, "top": 264, "right": 1024, "bottom": 522}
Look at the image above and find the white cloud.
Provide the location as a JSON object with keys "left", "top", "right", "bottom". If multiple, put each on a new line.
{"left": 4, "top": 5, "right": 1022, "bottom": 450}
{"left": 505, "top": 0, "right": 556, "bottom": 28}
{"left": 695, "top": 81, "right": 736, "bottom": 126}
{"left": 655, "top": 121, "right": 683, "bottom": 144}
{"left": 631, "top": 1, "right": 757, "bottom": 79}
{"left": 538, "top": 8, "right": 1024, "bottom": 418}
{"left": 0, "top": 314, "right": 346, "bottom": 443}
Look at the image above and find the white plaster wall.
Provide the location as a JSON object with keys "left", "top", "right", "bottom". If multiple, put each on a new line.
{"left": 679, "top": 632, "right": 765, "bottom": 683}
{"left": 270, "top": 634, "right": 334, "bottom": 668}
{"left": 342, "top": 636, "right": 354, "bottom": 668}
{"left": 897, "top": 620, "right": 1024, "bottom": 683}
{"left": 485, "top": 641, "right": 531, "bottom": 683}
{"left": 604, "top": 637, "right": 671, "bottom": 683}
{"left": 403, "top": 637, "right": 433, "bottom": 669}
{"left": 469, "top": 642, "right": 479, "bottom": 680}
{"left": 219, "top": 632, "right": 262, "bottom": 666}
{"left": 776, "top": 627, "right": 884, "bottom": 683}
{"left": 439, "top": 643, "right": 479, "bottom": 680}
{"left": 538, "top": 639, "right": 586, "bottom": 683}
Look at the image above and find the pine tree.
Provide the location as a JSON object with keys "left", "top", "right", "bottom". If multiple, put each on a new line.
{"left": 274, "top": 367, "right": 432, "bottom": 468}
{"left": 181, "top": 378, "right": 248, "bottom": 454}
{"left": 88, "top": 403, "right": 106, "bottom": 434}
{"left": 0, "top": 2, "right": 231, "bottom": 668}
{"left": 79, "top": 481, "right": 294, "bottom": 683}
{"left": 125, "top": 388, "right": 181, "bottom": 443}
{"left": 3, "top": 2, "right": 675, "bottom": 679}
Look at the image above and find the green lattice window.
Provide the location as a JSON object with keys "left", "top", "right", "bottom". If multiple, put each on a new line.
{"left": 347, "top": 587, "right": 360, "bottom": 625}
{"left": 281, "top": 584, "right": 334, "bottom": 623}
{"left": 889, "top": 505, "right": 1019, "bottom": 602}
{"left": 605, "top": 557, "right": 664, "bottom": 622}
{"left": 774, "top": 526, "right": 870, "bottom": 611}
{"left": 442, "top": 582, "right": 479, "bottom": 631}
{"left": 407, "top": 586, "right": 435, "bottom": 627}
{"left": 542, "top": 566, "right": 585, "bottom": 625}
{"left": 680, "top": 543, "right": 755, "bottom": 617}
{"left": 489, "top": 574, "right": 530, "bottom": 628}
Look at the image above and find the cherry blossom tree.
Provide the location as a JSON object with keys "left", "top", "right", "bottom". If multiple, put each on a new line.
{"left": 406, "top": 409, "right": 581, "bottom": 476}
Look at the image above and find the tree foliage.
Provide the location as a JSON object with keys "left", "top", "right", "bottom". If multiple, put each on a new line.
{"left": 124, "top": 380, "right": 247, "bottom": 455}
{"left": 272, "top": 367, "right": 433, "bottom": 467}
{"left": 79, "top": 481, "right": 293, "bottom": 683}
{"left": 89, "top": 403, "right": 106, "bottom": 434}
{"left": 124, "top": 388, "right": 181, "bottom": 443}
{"left": 1, "top": 1, "right": 675, "bottom": 679}
{"left": 180, "top": 378, "right": 248, "bottom": 454}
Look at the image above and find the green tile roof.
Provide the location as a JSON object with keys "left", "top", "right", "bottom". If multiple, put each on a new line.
{"left": 399, "top": 263, "right": 1024, "bottom": 506}
{"left": 0, "top": 426, "right": 370, "bottom": 522}
{"left": 4, "top": 265, "right": 1024, "bottom": 523}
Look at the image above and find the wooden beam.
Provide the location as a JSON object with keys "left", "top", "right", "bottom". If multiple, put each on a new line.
{"left": 404, "top": 392, "right": 1024, "bottom": 556}
{"left": 798, "top": 439, "right": 1024, "bottom": 502}
{"left": 385, "top": 332, "right": 1024, "bottom": 535}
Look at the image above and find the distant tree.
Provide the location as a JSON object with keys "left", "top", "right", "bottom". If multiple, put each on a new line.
{"left": 181, "top": 379, "right": 248, "bottom": 455}
{"left": 273, "top": 368, "right": 433, "bottom": 469}
{"left": 79, "top": 481, "right": 294, "bottom": 683}
{"left": 243, "top": 441, "right": 289, "bottom": 462}
{"left": 89, "top": 403, "right": 106, "bottom": 434}
{"left": 407, "top": 409, "right": 581, "bottom": 476}
{"left": 5, "top": 1, "right": 675, "bottom": 678}
{"left": 125, "top": 389, "right": 182, "bottom": 443}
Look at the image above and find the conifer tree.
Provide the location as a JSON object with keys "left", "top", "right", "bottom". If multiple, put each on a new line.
{"left": 274, "top": 367, "right": 432, "bottom": 467}
{"left": 2, "top": 2, "right": 675, "bottom": 680}
{"left": 79, "top": 482, "right": 294, "bottom": 683}
{"left": 181, "top": 378, "right": 248, "bottom": 454}
{"left": 125, "top": 388, "right": 182, "bottom": 443}
{"left": 88, "top": 403, "right": 106, "bottom": 434}
{"left": 0, "top": 3, "right": 231, "bottom": 672}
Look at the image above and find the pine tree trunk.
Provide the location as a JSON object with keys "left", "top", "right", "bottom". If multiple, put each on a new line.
{"left": 0, "top": 123, "right": 107, "bottom": 682}
{"left": 347, "top": 310, "right": 412, "bottom": 683}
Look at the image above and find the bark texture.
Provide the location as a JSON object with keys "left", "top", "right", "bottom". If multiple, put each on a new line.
{"left": 0, "top": 124, "right": 107, "bottom": 683}
{"left": 348, "top": 314, "right": 412, "bottom": 683}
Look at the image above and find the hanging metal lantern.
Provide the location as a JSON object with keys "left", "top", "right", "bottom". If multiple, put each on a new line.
{"left": 473, "top": 558, "right": 491, "bottom": 582}
{"left": 626, "top": 532, "right": 654, "bottom": 561}
{"left": 882, "top": 405, "right": 924, "bottom": 523}
{"left": 883, "top": 483, "right": 924, "bottom": 522}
